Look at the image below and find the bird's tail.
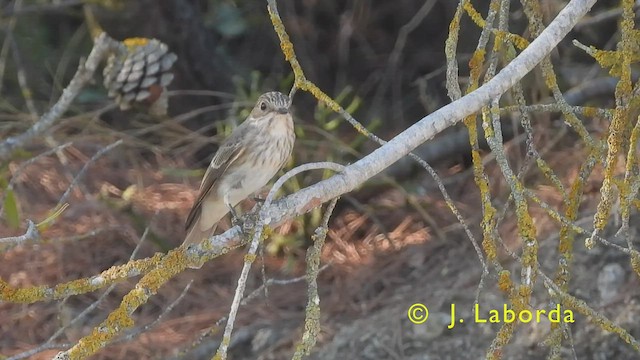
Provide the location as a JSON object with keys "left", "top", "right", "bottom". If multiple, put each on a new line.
{"left": 182, "top": 223, "right": 217, "bottom": 269}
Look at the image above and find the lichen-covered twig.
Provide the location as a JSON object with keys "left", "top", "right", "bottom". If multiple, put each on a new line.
{"left": 5, "top": 226, "right": 152, "bottom": 360}
{"left": 36, "top": 0, "right": 597, "bottom": 357}
{"left": 292, "top": 198, "right": 338, "bottom": 359}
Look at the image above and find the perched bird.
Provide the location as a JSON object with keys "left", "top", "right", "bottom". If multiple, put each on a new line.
{"left": 183, "top": 91, "right": 295, "bottom": 254}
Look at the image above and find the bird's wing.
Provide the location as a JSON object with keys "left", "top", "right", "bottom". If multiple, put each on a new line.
{"left": 185, "top": 137, "right": 245, "bottom": 232}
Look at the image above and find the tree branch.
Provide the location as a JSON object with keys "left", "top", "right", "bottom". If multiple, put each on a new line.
{"left": 192, "top": 0, "right": 597, "bottom": 257}
{"left": 49, "top": 0, "right": 597, "bottom": 357}
{"left": 0, "top": 33, "right": 122, "bottom": 161}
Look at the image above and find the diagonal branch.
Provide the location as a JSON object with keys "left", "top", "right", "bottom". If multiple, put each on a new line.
{"left": 191, "top": 0, "right": 596, "bottom": 255}
{"left": 0, "top": 33, "right": 122, "bottom": 161}
{"left": 183, "top": 0, "right": 598, "bottom": 290}
{"left": 51, "top": 0, "right": 597, "bottom": 358}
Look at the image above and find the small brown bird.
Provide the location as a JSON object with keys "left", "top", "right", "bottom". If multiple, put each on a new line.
{"left": 183, "top": 91, "right": 295, "bottom": 252}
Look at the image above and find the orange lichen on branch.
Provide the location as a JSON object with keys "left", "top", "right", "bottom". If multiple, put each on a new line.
{"left": 462, "top": 0, "right": 531, "bottom": 53}
{"left": 468, "top": 49, "right": 486, "bottom": 91}
{"left": 62, "top": 248, "right": 189, "bottom": 359}
{"left": 267, "top": 3, "right": 305, "bottom": 84}
{"left": 536, "top": 157, "right": 567, "bottom": 198}
{"left": 1, "top": 252, "right": 165, "bottom": 304}
{"left": 513, "top": 180, "right": 538, "bottom": 280}
{"left": 464, "top": 116, "right": 498, "bottom": 263}
{"left": 496, "top": 30, "right": 529, "bottom": 51}
{"left": 244, "top": 253, "right": 257, "bottom": 263}
{"left": 463, "top": 1, "right": 486, "bottom": 28}
{"left": 555, "top": 150, "right": 598, "bottom": 291}
{"left": 462, "top": 22, "right": 502, "bottom": 265}
{"left": 588, "top": 26, "right": 640, "bottom": 78}
{"left": 497, "top": 270, "right": 514, "bottom": 294}
{"left": 631, "top": 253, "right": 640, "bottom": 278}
{"left": 444, "top": 1, "right": 464, "bottom": 100}
{"left": 123, "top": 37, "right": 150, "bottom": 49}
{"left": 550, "top": 284, "right": 640, "bottom": 352}
{"left": 591, "top": 0, "right": 636, "bottom": 239}
{"left": 489, "top": 279, "right": 535, "bottom": 357}
{"left": 590, "top": 48, "right": 640, "bottom": 78}
{"left": 486, "top": 319, "right": 515, "bottom": 360}
{"left": 487, "top": 285, "right": 526, "bottom": 359}
{"left": 267, "top": 1, "right": 376, "bottom": 140}
{"left": 593, "top": 109, "right": 629, "bottom": 234}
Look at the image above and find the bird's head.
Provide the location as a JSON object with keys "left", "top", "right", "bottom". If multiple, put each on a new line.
{"left": 248, "top": 91, "right": 291, "bottom": 122}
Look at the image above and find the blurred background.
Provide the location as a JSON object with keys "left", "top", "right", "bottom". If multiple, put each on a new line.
{"left": 1, "top": 0, "right": 638, "bottom": 359}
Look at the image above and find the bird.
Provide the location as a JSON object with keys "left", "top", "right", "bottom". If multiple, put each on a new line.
{"left": 182, "top": 91, "right": 295, "bottom": 259}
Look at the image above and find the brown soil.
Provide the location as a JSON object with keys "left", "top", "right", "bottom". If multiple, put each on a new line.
{"left": 1, "top": 136, "right": 639, "bottom": 360}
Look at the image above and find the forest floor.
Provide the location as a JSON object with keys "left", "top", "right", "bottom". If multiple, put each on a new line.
{"left": 1, "top": 132, "right": 639, "bottom": 360}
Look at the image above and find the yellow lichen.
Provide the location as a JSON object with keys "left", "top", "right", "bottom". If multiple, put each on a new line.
{"left": 463, "top": 1, "right": 486, "bottom": 28}
{"left": 1, "top": 253, "right": 165, "bottom": 304}
{"left": 468, "top": 49, "right": 486, "bottom": 91}
{"left": 123, "top": 37, "right": 149, "bottom": 49}
{"left": 497, "top": 270, "right": 513, "bottom": 293}
{"left": 63, "top": 249, "right": 188, "bottom": 358}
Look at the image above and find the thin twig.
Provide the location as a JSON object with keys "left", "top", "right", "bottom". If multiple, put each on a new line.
{"left": 369, "top": 0, "right": 437, "bottom": 123}
{"left": 177, "top": 265, "right": 329, "bottom": 358}
{"left": 0, "top": 142, "right": 72, "bottom": 216}
{"left": 9, "top": 33, "right": 39, "bottom": 119}
{"left": 214, "top": 162, "right": 344, "bottom": 360}
{"left": 49, "top": 1, "right": 598, "bottom": 357}
{"left": 0, "top": 0, "right": 22, "bottom": 94}
{"left": 292, "top": 198, "right": 338, "bottom": 359}
{"left": 0, "top": 220, "right": 39, "bottom": 250}
{"left": 6, "top": 226, "right": 152, "bottom": 360}
{"left": 0, "top": 32, "right": 123, "bottom": 161}
{"left": 56, "top": 139, "right": 123, "bottom": 207}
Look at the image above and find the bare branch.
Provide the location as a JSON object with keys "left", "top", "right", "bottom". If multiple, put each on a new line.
{"left": 0, "top": 220, "right": 39, "bottom": 250}
{"left": 0, "top": 142, "right": 72, "bottom": 216}
{"left": 0, "top": 33, "right": 122, "bottom": 161}
{"left": 190, "top": 0, "right": 597, "bottom": 267}
{"left": 56, "top": 139, "right": 123, "bottom": 207}
{"left": 41, "top": 0, "right": 600, "bottom": 357}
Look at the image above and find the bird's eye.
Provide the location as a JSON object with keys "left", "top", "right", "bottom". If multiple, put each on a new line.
{"left": 260, "top": 102, "right": 267, "bottom": 111}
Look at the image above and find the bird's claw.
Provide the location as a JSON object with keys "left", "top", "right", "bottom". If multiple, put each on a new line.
{"left": 228, "top": 207, "right": 244, "bottom": 229}
{"left": 252, "top": 196, "right": 266, "bottom": 204}
{"left": 232, "top": 215, "right": 244, "bottom": 230}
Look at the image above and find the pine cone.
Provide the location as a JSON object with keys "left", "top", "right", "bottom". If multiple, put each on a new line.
{"left": 103, "top": 38, "right": 177, "bottom": 115}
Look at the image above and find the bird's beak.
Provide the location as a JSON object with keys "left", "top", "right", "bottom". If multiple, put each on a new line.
{"left": 277, "top": 107, "right": 289, "bottom": 114}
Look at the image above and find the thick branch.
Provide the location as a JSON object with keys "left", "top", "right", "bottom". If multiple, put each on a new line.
{"left": 50, "top": 1, "right": 596, "bottom": 357}
{"left": 194, "top": 0, "right": 596, "bottom": 255}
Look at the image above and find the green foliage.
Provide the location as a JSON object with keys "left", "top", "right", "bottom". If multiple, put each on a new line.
{"left": 3, "top": 190, "right": 20, "bottom": 229}
{"left": 0, "top": 156, "right": 30, "bottom": 230}
{"left": 307, "top": 86, "right": 362, "bottom": 132}
{"left": 1, "top": 181, "right": 20, "bottom": 229}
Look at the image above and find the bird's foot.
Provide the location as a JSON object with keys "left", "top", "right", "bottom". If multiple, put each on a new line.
{"left": 224, "top": 202, "right": 245, "bottom": 231}
{"left": 252, "top": 196, "right": 265, "bottom": 204}
{"left": 228, "top": 207, "right": 245, "bottom": 229}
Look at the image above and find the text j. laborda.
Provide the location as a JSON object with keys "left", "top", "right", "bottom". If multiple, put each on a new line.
{"left": 407, "top": 303, "right": 574, "bottom": 329}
